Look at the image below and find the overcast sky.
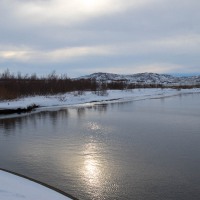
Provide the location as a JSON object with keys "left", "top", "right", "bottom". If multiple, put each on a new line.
{"left": 0, "top": 0, "right": 200, "bottom": 77}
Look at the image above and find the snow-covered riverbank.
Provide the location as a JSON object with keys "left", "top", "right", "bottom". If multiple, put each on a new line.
{"left": 0, "top": 170, "right": 71, "bottom": 200}
{"left": 0, "top": 88, "right": 200, "bottom": 110}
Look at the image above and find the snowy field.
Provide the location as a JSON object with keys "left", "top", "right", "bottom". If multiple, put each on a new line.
{"left": 0, "top": 170, "right": 71, "bottom": 200}
{"left": 0, "top": 88, "right": 200, "bottom": 110}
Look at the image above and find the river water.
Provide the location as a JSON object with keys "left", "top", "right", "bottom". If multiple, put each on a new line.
{"left": 0, "top": 93, "right": 200, "bottom": 200}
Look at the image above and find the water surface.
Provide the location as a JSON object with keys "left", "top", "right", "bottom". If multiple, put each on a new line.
{"left": 0, "top": 94, "right": 200, "bottom": 199}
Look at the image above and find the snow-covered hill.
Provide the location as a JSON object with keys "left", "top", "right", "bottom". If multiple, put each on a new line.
{"left": 78, "top": 72, "right": 200, "bottom": 86}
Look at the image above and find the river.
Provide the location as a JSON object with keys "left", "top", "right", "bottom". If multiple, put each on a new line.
{"left": 0, "top": 93, "right": 200, "bottom": 200}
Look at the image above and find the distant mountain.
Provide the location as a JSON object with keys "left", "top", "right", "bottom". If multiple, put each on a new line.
{"left": 78, "top": 72, "right": 200, "bottom": 86}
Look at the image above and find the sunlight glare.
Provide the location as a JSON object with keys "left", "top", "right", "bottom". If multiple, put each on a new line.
{"left": 80, "top": 0, "right": 104, "bottom": 12}
{"left": 84, "top": 0, "right": 96, "bottom": 7}
{"left": 82, "top": 142, "right": 102, "bottom": 186}
{"left": 84, "top": 156, "right": 100, "bottom": 183}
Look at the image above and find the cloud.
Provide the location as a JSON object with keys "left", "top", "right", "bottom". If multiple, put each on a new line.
{"left": 117, "top": 34, "right": 200, "bottom": 55}
{"left": 1, "top": 0, "right": 157, "bottom": 26}
{"left": 0, "top": 0, "right": 199, "bottom": 76}
{"left": 0, "top": 45, "right": 115, "bottom": 62}
{"left": 1, "top": 33, "right": 200, "bottom": 65}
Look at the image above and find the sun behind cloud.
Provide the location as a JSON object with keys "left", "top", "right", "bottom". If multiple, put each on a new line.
{"left": 11, "top": 0, "right": 155, "bottom": 26}
{"left": 81, "top": 0, "right": 99, "bottom": 10}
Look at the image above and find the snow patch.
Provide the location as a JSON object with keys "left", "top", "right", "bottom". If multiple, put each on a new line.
{"left": 0, "top": 89, "right": 200, "bottom": 111}
{"left": 0, "top": 170, "right": 71, "bottom": 200}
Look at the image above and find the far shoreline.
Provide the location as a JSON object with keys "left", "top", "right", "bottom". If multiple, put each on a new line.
{"left": 0, "top": 88, "right": 200, "bottom": 118}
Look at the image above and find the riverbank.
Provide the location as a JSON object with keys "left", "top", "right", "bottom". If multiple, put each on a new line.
{"left": 0, "top": 169, "right": 73, "bottom": 200}
{"left": 0, "top": 88, "right": 200, "bottom": 112}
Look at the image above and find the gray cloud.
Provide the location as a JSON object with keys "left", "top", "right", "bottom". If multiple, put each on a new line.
{"left": 0, "top": 0, "right": 199, "bottom": 76}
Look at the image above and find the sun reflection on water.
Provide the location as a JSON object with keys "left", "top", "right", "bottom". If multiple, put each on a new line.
{"left": 82, "top": 142, "right": 102, "bottom": 188}
{"left": 84, "top": 154, "right": 100, "bottom": 185}
{"left": 87, "top": 122, "right": 101, "bottom": 131}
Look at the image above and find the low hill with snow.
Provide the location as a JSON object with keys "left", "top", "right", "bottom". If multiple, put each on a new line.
{"left": 78, "top": 72, "right": 200, "bottom": 86}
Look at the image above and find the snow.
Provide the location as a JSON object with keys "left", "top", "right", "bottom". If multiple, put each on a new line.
{"left": 79, "top": 72, "right": 200, "bottom": 86}
{"left": 0, "top": 88, "right": 200, "bottom": 111}
{"left": 0, "top": 170, "right": 71, "bottom": 200}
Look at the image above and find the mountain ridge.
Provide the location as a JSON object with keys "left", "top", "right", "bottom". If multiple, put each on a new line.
{"left": 78, "top": 72, "right": 200, "bottom": 86}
